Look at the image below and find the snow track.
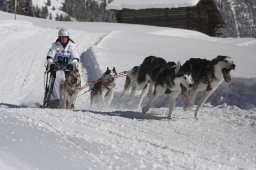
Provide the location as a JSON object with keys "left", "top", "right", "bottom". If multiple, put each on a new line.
{"left": 1, "top": 103, "right": 255, "bottom": 170}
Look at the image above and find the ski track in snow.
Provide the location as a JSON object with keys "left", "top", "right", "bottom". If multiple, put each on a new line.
{"left": 0, "top": 104, "right": 255, "bottom": 170}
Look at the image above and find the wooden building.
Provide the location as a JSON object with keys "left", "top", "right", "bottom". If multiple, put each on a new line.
{"left": 106, "top": 0, "right": 224, "bottom": 36}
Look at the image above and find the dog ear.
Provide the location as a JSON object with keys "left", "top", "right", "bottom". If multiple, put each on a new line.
{"left": 175, "top": 62, "right": 181, "bottom": 74}
{"left": 113, "top": 67, "right": 117, "bottom": 74}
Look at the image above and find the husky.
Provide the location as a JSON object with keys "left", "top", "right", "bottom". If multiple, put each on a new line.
{"left": 181, "top": 55, "right": 236, "bottom": 119}
{"left": 59, "top": 69, "right": 81, "bottom": 109}
{"left": 120, "top": 65, "right": 150, "bottom": 109}
{"left": 142, "top": 62, "right": 193, "bottom": 119}
{"left": 90, "top": 67, "right": 117, "bottom": 107}
{"left": 138, "top": 56, "right": 170, "bottom": 97}
{"left": 121, "top": 56, "right": 175, "bottom": 109}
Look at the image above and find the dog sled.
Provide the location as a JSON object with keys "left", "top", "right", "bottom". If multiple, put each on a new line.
{"left": 43, "top": 69, "right": 64, "bottom": 108}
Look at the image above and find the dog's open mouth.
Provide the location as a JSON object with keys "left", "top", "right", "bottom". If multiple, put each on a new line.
{"left": 222, "top": 68, "right": 232, "bottom": 82}
{"left": 180, "top": 84, "right": 188, "bottom": 99}
{"left": 71, "top": 79, "right": 77, "bottom": 84}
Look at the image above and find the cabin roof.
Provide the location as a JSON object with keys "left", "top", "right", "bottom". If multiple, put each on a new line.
{"left": 106, "top": 0, "right": 200, "bottom": 10}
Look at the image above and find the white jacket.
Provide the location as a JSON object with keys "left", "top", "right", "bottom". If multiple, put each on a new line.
{"left": 47, "top": 40, "right": 79, "bottom": 70}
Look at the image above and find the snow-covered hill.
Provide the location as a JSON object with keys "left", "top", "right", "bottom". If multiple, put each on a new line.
{"left": 0, "top": 11, "right": 256, "bottom": 170}
{"left": 32, "top": 0, "right": 70, "bottom": 20}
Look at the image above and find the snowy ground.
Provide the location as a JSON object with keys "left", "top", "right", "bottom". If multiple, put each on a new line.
{"left": 0, "top": 11, "right": 256, "bottom": 170}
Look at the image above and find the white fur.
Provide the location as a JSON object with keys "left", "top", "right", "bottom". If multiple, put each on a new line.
{"left": 59, "top": 70, "right": 81, "bottom": 109}
{"left": 90, "top": 68, "right": 116, "bottom": 108}
{"left": 184, "top": 57, "right": 235, "bottom": 119}
{"left": 91, "top": 86, "right": 115, "bottom": 107}
{"left": 121, "top": 67, "right": 151, "bottom": 109}
{"left": 142, "top": 63, "right": 193, "bottom": 119}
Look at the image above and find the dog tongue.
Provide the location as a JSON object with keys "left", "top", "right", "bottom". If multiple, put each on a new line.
{"left": 181, "top": 85, "right": 188, "bottom": 100}
{"left": 224, "top": 71, "right": 231, "bottom": 82}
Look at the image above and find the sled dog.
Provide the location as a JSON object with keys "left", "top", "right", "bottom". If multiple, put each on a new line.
{"left": 181, "top": 55, "right": 236, "bottom": 119}
{"left": 90, "top": 67, "right": 117, "bottom": 107}
{"left": 142, "top": 62, "right": 193, "bottom": 119}
{"left": 121, "top": 56, "right": 176, "bottom": 109}
{"left": 59, "top": 69, "right": 81, "bottom": 109}
{"left": 120, "top": 65, "right": 150, "bottom": 109}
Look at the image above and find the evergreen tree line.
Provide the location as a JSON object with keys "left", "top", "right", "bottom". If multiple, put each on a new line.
{"left": 1, "top": 0, "right": 255, "bottom": 38}
{"left": 0, "top": 0, "right": 71, "bottom": 21}
{"left": 62, "top": 0, "right": 115, "bottom": 22}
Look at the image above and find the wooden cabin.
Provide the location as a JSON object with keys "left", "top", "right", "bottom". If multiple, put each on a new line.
{"left": 106, "top": 0, "right": 224, "bottom": 36}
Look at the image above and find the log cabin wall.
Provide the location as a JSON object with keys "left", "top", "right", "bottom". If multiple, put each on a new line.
{"left": 117, "top": 8, "right": 189, "bottom": 29}
{"left": 115, "top": 0, "right": 223, "bottom": 36}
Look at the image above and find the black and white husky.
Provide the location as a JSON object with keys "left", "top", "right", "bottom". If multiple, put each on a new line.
{"left": 121, "top": 56, "right": 174, "bottom": 109}
{"left": 180, "top": 55, "right": 236, "bottom": 119}
{"left": 120, "top": 65, "right": 150, "bottom": 108}
{"left": 142, "top": 62, "right": 193, "bottom": 118}
{"left": 90, "top": 67, "right": 117, "bottom": 107}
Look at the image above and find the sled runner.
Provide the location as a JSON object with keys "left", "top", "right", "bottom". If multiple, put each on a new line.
{"left": 43, "top": 69, "right": 60, "bottom": 108}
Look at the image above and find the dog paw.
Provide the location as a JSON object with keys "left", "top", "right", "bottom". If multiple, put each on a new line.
{"left": 167, "top": 115, "right": 173, "bottom": 120}
{"left": 194, "top": 112, "right": 199, "bottom": 120}
{"left": 142, "top": 106, "right": 149, "bottom": 113}
{"left": 183, "top": 104, "right": 193, "bottom": 111}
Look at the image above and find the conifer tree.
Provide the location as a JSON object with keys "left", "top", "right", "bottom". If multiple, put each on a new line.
{"left": 46, "top": 0, "right": 51, "bottom": 6}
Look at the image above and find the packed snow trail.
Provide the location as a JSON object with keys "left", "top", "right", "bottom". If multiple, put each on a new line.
{"left": 0, "top": 104, "right": 255, "bottom": 170}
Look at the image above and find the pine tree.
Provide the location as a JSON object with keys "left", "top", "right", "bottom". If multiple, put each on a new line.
{"left": 49, "top": 13, "right": 52, "bottom": 20}
{"left": 64, "top": 15, "right": 71, "bottom": 21}
{"left": 46, "top": 0, "right": 51, "bottom": 6}
{"left": 42, "top": 5, "right": 49, "bottom": 18}
{"left": 23, "top": 0, "right": 33, "bottom": 16}
{"left": 59, "top": 14, "right": 64, "bottom": 21}
{"left": 0, "top": 0, "right": 13, "bottom": 12}
{"left": 55, "top": 13, "right": 59, "bottom": 20}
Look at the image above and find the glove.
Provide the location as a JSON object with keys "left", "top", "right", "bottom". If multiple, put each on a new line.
{"left": 66, "top": 63, "right": 74, "bottom": 71}
{"left": 67, "top": 62, "right": 78, "bottom": 71}
{"left": 46, "top": 57, "right": 54, "bottom": 72}
{"left": 48, "top": 63, "right": 56, "bottom": 72}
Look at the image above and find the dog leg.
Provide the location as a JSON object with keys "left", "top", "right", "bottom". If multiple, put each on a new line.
{"left": 63, "top": 92, "right": 69, "bottom": 109}
{"left": 120, "top": 88, "right": 128, "bottom": 99}
{"left": 168, "top": 91, "right": 179, "bottom": 119}
{"left": 147, "top": 82, "right": 154, "bottom": 97}
{"left": 106, "top": 89, "right": 114, "bottom": 106}
{"left": 142, "top": 85, "right": 163, "bottom": 113}
{"left": 128, "top": 86, "right": 136, "bottom": 102}
{"left": 100, "top": 91, "right": 107, "bottom": 107}
{"left": 137, "top": 84, "right": 149, "bottom": 109}
{"left": 194, "top": 89, "right": 214, "bottom": 119}
{"left": 121, "top": 76, "right": 131, "bottom": 98}
{"left": 90, "top": 93, "right": 98, "bottom": 108}
{"left": 142, "top": 96, "right": 154, "bottom": 114}
{"left": 184, "top": 88, "right": 198, "bottom": 111}
{"left": 67, "top": 94, "right": 76, "bottom": 109}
